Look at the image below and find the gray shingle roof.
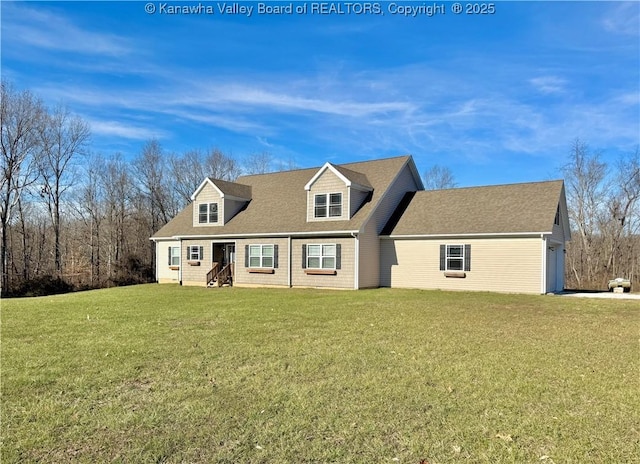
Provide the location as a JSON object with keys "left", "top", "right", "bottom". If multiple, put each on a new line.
{"left": 152, "top": 155, "right": 414, "bottom": 238}
{"left": 331, "top": 164, "right": 373, "bottom": 190}
{"left": 382, "top": 180, "right": 565, "bottom": 236}
{"left": 208, "top": 178, "right": 252, "bottom": 199}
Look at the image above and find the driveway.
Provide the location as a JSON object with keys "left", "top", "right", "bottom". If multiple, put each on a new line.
{"left": 558, "top": 290, "right": 640, "bottom": 300}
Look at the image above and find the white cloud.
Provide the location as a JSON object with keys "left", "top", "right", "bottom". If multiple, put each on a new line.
{"left": 2, "top": 3, "right": 131, "bottom": 57}
{"left": 529, "top": 76, "right": 568, "bottom": 95}
{"left": 87, "top": 119, "right": 163, "bottom": 141}
{"left": 603, "top": 3, "right": 640, "bottom": 37}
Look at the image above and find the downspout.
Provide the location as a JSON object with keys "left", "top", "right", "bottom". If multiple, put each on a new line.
{"left": 351, "top": 232, "right": 359, "bottom": 289}
{"left": 155, "top": 240, "right": 159, "bottom": 283}
{"left": 179, "top": 238, "right": 183, "bottom": 285}
{"left": 288, "top": 235, "right": 292, "bottom": 288}
{"left": 541, "top": 234, "right": 547, "bottom": 294}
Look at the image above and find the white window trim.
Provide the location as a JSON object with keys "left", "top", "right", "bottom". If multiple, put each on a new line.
{"left": 306, "top": 243, "right": 337, "bottom": 270}
{"left": 188, "top": 246, "right": 203, "bottom": 261}
{"left": 198, "top": 202, "right": 219, "bottom": 224}
{"left": 170, "top": 246, "right": 180, "bottom": 266}
{"left": 313, "top": 193, "right": 342, "bottom": 219}
{"left": 445, "top": 244, "right": 464, "bottom": 271}
{"left": 248, "top": 244, "right": 275, "bottom": 268}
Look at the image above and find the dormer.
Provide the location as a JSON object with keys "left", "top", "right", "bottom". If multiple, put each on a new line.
{"left": 304, "top": 162, "right": 373, "bottom": 222}
{"left": 191, "top": 178, "right": 251, "bottom": 227}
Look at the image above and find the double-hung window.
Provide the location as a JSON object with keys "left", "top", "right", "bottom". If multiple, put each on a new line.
{"left": 187, "top": 246, "right": 204, "bottom": 261}
{"left": 307, "top": 244, "right": 336, "bottom": 269}
{"left": 248, "top": 244, "right": 274, "bottom": 268}
{"left": 198, "top": 203, "right": 218, "bottom": 224}
{"left": 314, "top": 193, "right": 342, "bottom": 218}
{"left": 168, "top": 246, "right": 180, "bottom": 266}
{"left": 439, "top": 244, "right": 471, "bottom": 272}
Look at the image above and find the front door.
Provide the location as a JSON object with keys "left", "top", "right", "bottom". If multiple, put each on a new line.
{"left": 211, "top": 242, "right": 235, "bottom": 267}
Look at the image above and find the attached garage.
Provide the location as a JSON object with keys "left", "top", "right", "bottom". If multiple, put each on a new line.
{"left": 380, "top": 180, "right": 571, "bottom": 294}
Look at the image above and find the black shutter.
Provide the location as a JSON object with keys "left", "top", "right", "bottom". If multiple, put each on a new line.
{"left": 245, "top": 245, "right": 249, "bottom": 268}
{"left": 187, "top": 246, "right": 191, "bottom": 260}
{"left": 273, "top": 245, "right": 279, "bottom": 268}
{"left": 199, "top": 246, "right": 204, "bottom": 261}
{"left": 168, "top": 246, "right": 172, "bottom": 265}
{"left": 439, "top": 245, "right": 446, "bottom": 271}
{"left": 301, "top": 244, "right": 307, "bottom": 269}
{"left": 464, "top": 244, "right": 471, "bottom": 271}
{"left": 335, "top": 244, "right": 341, "bottom": 270}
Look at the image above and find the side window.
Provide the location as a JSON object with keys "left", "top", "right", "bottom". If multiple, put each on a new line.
{"left": 168, "top": 246, "right": 180, "bottom": 266}
{"left": 439, "top": 244, "right": 471, "bottom": 271}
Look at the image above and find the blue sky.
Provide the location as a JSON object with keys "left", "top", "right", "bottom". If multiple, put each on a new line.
{"left": 2, "top": 1, "right": 639, "bottom": 186}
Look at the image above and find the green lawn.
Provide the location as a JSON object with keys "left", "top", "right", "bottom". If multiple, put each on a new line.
{"left": 2, "top": 285, "right": 638, "bottom": 463}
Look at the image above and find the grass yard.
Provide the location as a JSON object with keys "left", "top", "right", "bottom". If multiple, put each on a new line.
{"left": 1, "top": 285, "right": 638, "bottom": 463}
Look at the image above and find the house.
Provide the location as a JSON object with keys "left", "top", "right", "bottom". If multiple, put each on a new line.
{"left": 151, "top": 155, "right": 570, "bottom": 294}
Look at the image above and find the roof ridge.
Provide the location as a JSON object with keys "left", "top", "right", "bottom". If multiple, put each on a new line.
{"left": 237, "top": 154, "right": 412, "bottom": 182}
{"left": 419, "top": 178, "right": 564, "bottom": 193}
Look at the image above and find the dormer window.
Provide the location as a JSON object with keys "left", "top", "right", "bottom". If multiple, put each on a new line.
{"left": 199, "top": 203, "right": 219, "bottom": 224}
{"left": 314, "top": 193, "right": 342, "bottom": 218}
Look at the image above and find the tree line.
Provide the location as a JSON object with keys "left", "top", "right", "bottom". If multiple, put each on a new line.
{"left": 1, "top": 82, "right": 282, "bottom": 296}
{"left": 2, "top": 82, "right": 639, "bottom": 296}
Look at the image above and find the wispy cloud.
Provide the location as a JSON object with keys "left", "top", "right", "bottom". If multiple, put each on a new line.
{"left": 2, "top": 2, "right": 131, "bottom": 57}
{"left": 87, "top": 119, "right": 164, "bottom": 141}
{"left": 603, "top": 3, "right": 640, "bottom": 37}
{"left": 529, "top": 76, "right": 568, "bottom": 95}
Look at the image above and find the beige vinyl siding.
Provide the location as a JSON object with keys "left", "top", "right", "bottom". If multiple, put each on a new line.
{"left": 224, "top": 198, "right": 246, "bottom": 223}
{"left": 358, "top": 220, "right": 380, "bottom": 288}
{"left": 181, "top": 239, "right": 211, "bottom": 286}
{"left": 350, "top": 188, "right": 370, "bottom": 217}
{"left": 307, "top": 170, "right": 348, "bottom": 222}
{"left": 291, "top": 237, "right": 354, "bottom": 288}
{"left": 359, "top": 162, "right": 421, "bottom": 288}
{"left": 381, "top": 237, "right": 543, "bottom": 294}
{"left": 193, "top": 183, "right": 223, "bottom": 227}
{"left": 234, "top": 238, "right": 290, "bottom": 287}
{"left": 156, "top": 240, "right": 180, "bottom": 283}
{"left": 370, "top": 163, "right": 421, "bottom": 233}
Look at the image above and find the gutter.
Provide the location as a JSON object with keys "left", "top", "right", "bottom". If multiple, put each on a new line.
{"left": 168, "top": 230, "right": 360, "bottom": 240}
{"left": 382, "top": 231, "right": 552, "bottom": 239}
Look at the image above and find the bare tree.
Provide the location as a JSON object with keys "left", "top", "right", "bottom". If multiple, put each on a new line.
{"left": 423, "top": 165, "right": 457, "bottom": 190}
{"left": 37, "top": 105, "right": 90, "bottom": 276}
{"left": 205, "top": 148, "right": 241, "bottom": 181}
{"left": 244, "top": 152, "right": 273, "bottom": 175}
{"left": 0, "top": 82, "right": 44, "bottom": 293}
{"left": 101, "top": 153, "right": 132, "bottom": 282}
{"left": 170, "top": 150, "right": 207, "bottom": 204}
{"left": 73, "top": 153, "right": 105, "bottom": 286}
{"left": 170, "top": 148, "right": 242, "bottom": 204}
{"left": 562, "top": 139, "right": 609, "bottom": 287}
{"left": 133, "top": 140, "right": 175, "bottom": 227}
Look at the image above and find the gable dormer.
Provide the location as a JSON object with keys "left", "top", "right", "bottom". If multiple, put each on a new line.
{"left": 304, "top": 162, "right": 373, "bottom": 222}
{"left": 191, "top": 178, "right": 251, "bottom": 227}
